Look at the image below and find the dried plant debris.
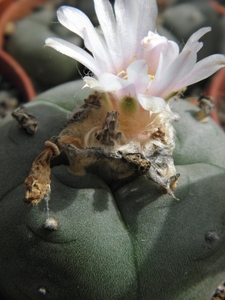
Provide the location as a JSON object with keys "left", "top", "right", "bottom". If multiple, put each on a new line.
{"left": 12, "top": 106, "right": 39, "bottom": 134}
{"left": 24, "top": 140, "right": 59, "bottom": 205}
{"left": 24, "top": 93, "right": 179, "bottom": 206}
{"left": 211, "top": 282, "right": 225, "bottom": 300}
{"left": 196, "top": 95, "right": 215, "bottom": 122}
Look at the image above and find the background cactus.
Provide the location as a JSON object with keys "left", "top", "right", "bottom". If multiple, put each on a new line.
{"left": 0, "top": 80, "right": 225, "bottom": 299}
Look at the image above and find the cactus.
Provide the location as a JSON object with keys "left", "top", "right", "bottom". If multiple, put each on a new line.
{"left": 1, "top": 0, "right": 225, "bottom": 298}
{"left": 0, "top": 81, "right": 225, "bottom": 299}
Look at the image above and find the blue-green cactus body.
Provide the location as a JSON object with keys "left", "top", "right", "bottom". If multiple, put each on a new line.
{"left": 0, "top": 81, "right": 225, "bottom": 299}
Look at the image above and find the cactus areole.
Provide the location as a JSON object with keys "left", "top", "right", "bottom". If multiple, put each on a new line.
{"left": 1, "top": 0, "right": 225, "bottom": 299}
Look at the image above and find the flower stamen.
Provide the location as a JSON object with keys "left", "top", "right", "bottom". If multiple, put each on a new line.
{"left": 117, "top": 70, "right": 128, "bottom": 80}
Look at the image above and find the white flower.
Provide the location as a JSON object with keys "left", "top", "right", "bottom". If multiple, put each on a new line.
{"left": 45, "top": 0, "right": 225, "bottom": 113}
{"left": 42, "top": 0, "right": 225, "bottom": 200}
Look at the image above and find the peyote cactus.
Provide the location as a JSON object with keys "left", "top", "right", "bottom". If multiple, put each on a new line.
{"left": 1, "top": 0, "right": 225, "bottom": 299}
{"left": 0, "top": 81, "right": 225, "bottom": 299}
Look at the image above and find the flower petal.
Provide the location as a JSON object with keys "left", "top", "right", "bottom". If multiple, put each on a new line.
{"left": 137, "top": 94, "right": 167, "bottom": 113}
{"left": 143, "top": 37, "right": 179, "bottom": 75}
{"left": 136, "top": 0, "right": 158, "bottom": 57}
{"left": 142, "top": 32, "right": 168, "bottom": 52}
{"left": 181, "top": 27, "right": 211, "bottom": 54}
{"left": 173, "top": 54, "right": 225, "bottom": 91}
{"left": 45, "top": 37, "right": 101, "bottom": 76}
{"left": 93, "top": 0, "right": 123, "bottom": 73}
{"left": 57, "top": 6, "right": 114, "bottom": 71}
{"left": 182, "top": 27, "right": 211, "bottom": 52}
{"left": 127, "top": 60, "right": 149, "bottom": 93}
{"left": 82, "top": 28, "right": 109, "bottom": 73}
{"left": 149, "top": 49, "right": 197, "bottom": 98}
{"left": 57, "top": 6, "right": 94, "bottom": 41}
{"left": 185, "top": 41, "right": 203, "bottom": 53}
{"left": 114, "top": 0, "right": 139, "bottom": 66}
{"left": 84, "top": 73, "right": 136, "bottom": 98}
{"left": 51, "top": 2, "right": 225, "bottom": 107}
{"left": 83, "top": 76, "right": 103, "bottom": 90}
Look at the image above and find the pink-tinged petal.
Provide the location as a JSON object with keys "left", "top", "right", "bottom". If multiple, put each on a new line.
{"left": 142, "top": 32, "right": 167, "bottom": 51}
{"left": 114, "top": 0, "right": 139, "bottom": 67}
{"left": 149, "top": 49, "right": 197, "bottom": 98}
{"left": 147, "top": 43, "right": 178, "bottom": 88}
{"left": 183, "top": 27, "right": 211, "bottom": 51}
{"left": 144, "top": 39, "right": 179, "bottom": 75}
{"left": 93, "top": 0, "right": 123, "bottom": 73}
{"left": 161, "top": 40, "right": 179, "bottom": 71}
{"left": 172, "top": 54, "right": 225, "bottom": 91}
{"left": 136, "top": 0, "right": 158, "bottom": 57}
{"left": 151, "top": 49, "right": 164, "bottom": 83}
{"left": 127, "top": 60, "right": 149, "bottom": 93}
{"left": 144, "top": 44, "right": 163, "bottom": 74}
{"left": 137, "top": 94, "right": 167, "bottom": 113}
{"left": 45, "top": 37, "right": 101, "bottom": 76}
